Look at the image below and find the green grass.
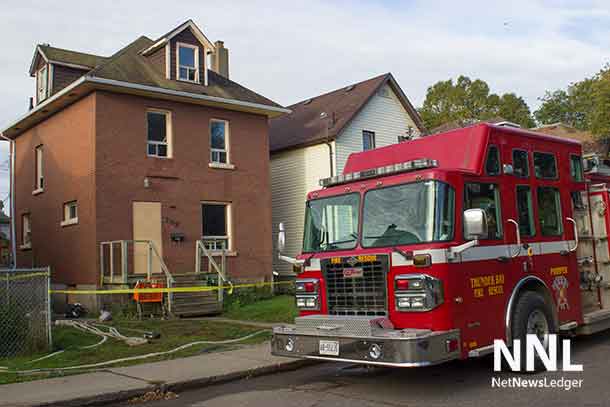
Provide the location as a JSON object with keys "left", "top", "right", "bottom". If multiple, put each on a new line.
{"left": 224, "top": 295, "right": 297, "bottom": 323}
{"left": 0, "top": 319, "right": 269, "bottom": 385}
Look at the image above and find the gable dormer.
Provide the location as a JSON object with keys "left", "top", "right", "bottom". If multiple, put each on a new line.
{"left": 29, "top": 44, "right": 106, "bottom": 106}
{"left": 141, "top": 20, "right": 219, "bottom": 86}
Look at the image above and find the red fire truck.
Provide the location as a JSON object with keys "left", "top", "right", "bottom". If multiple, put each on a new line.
{"left": 271, "top": 123, "right": 610, "bottom": 367}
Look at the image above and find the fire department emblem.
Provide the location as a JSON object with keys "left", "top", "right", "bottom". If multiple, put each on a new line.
{"left": 552, "top": 276, "right": 570, "bottom": 311}
{"left": 346, "top": 257, "right": 359, "bottom": 267}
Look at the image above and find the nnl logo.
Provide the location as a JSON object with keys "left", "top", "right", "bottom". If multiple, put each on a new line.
{"left": 494, "top": 334, "right": 583, "bottom": 372}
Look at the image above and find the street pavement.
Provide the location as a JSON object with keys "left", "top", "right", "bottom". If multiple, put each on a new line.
{"left": 112, "top": 332, "right": 610, "bottom": 407}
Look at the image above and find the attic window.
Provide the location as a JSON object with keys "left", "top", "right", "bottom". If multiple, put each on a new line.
{"left": 177, "top": 43, "right": 198, "bottom": 82}
{"left": 36, "top": 65, "right": 49, "bottom": 102}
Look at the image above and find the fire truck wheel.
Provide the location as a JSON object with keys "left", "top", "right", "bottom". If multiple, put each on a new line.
{"left": 511, "top": 290, "right": 557, "bottom": 372}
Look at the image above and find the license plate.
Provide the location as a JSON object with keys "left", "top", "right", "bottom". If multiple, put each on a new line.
{"left": 343, "top": 267, "right": 364, "bottom": 278}
{"left": 319, "top": 340, "right": 339, "bottom": 356}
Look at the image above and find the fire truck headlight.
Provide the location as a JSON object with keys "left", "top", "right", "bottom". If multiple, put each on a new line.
{"left": 394, "top": 274, "right": 444, "bottom": 312}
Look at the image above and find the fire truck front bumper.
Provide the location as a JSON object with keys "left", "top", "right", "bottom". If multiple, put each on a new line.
{"left": 271, "top": 315, "right": 461, "bottom": 367}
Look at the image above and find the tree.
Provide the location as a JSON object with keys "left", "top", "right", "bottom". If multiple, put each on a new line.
{"left": 590, "top": 66, "right": 610, "bottom": 139}
{"left": 419, "top": 75, "right": 535, "bottom": 130}
{"left": 534, "top": 79, "right": 595, "bottom": 130}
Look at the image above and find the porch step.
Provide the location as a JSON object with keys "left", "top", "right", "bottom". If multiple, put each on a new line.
{"left": 170, "top": 274, "right": 223, "bottom": 317}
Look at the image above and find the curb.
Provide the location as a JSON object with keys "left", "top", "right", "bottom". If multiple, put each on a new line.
{"left": 35, "top": 359, "right": 317, "bottom": 407}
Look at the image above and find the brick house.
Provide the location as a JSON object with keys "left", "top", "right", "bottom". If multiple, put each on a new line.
{"left": 1, "top": 20, "right": 288, "bottom": 312}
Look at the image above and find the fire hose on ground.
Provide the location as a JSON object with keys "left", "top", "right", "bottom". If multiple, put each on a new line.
{"left": 0, "top": 320, "right": 267, "bottom": 375}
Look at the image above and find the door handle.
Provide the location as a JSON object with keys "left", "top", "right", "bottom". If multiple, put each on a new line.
{"left": 507, "top": 219, "right": 521, "bottom": 258}
{"left": 566, "top": 217, "right": 578, "bottom": 253}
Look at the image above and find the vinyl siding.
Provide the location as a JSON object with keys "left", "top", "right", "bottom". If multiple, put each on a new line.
{"left": 335, "top": 83, "right": 421, "bottom": 173}
{"left": 270, "top": 142, "right": 333, "bottom": 275}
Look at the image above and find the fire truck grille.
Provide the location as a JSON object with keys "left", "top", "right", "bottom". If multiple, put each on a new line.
{"left": 322, "top": 256, "right": 388, "bottom": 316}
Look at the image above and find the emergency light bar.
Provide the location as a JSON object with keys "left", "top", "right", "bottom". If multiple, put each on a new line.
{"left": 319, "top": 158, "right": 439, "bottom": 188}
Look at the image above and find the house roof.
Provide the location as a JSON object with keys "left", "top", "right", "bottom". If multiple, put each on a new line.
{"left": 5, "top": 22, "right": 288, "bottom": 139}
{"left": 141, "top": 19, "right": 215, "bottom": 55}
{"left": 531, "top": 123, "right": 610, "bottom": 156}
{"left": 30, "top": 45, "right": 108, "bottom": 75}
{"left": 268, "top": 73, "right": 425, "bottom": 153}
{"left": 89, "top": 36, "right": 282, "bottom": 108}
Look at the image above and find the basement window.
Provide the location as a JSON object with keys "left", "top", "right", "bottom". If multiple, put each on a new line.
{"left": 61, "top": 201, "right": 78, "bottom": 226}
{"left": 177, "top": 43, "right": 198, "bottom": 82}
{"left": 202, "top": 202, "right": 231, "bottom": 251}
{"left": 147, "top": 110, "right": 172, "bottom": 158}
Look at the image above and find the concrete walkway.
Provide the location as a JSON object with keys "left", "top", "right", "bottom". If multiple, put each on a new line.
{"left": 0, "top": 342, "right": 310, "bottom": 407}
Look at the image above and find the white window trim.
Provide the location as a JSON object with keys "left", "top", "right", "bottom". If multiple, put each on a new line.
{"left": 201, "top": 201, "right": 235, "bottom": 255}
{"left": 34, "top": 145, "right": 44, "bottom": 193}
{"left": 146, "top": 109, "right": 173, "bottom": 159}
{"left": 36, "top": 65, "right": 48, "bottom": 104}
{"left": 61, "top": 201, "right": 78, "bottom": 227}
{"left": 21, "top": 213, "right": 31, "bottom": 250}
{"left": 209, "top": 119, "right": 230, "bottom": 165}
{"left": 176, "top": 42, "right": 199, "bottom": 83}
{"left": 164, "top": 43, "right": 171, "bottom": 79}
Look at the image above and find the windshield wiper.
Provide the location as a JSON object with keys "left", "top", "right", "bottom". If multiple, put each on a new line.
{"left": 392, "top": 247, "right": 412, "bottom": 261}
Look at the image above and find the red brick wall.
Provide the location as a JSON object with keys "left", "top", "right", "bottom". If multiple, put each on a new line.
{"left": 94, "top": 91, "right": 273, "bottom": 281}
{"left": 14, "top": 94, "right": 97, "bottom": 285}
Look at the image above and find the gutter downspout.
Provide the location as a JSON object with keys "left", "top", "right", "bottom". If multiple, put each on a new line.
{"left": 0, "top": 132, "right": 16, "bottom": 269}
{"left": 325, "top": 141, "right": 334, "bottom": 177}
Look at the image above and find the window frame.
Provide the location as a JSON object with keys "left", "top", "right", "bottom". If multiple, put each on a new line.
{"left": 485, "top": 145, "right": 501, "bottom": 176}
{"left": 61, "top": 201, "right": 78, "bottom": 227}
{"left": 533, "top": 151, "right": 559, "bottom": 180}
{"left": 360, "top": 180, "right": 455, "bottom": 249}
{"left": 201, "top": 201, "right": 232, "bottom": 252}
{"left": 570, "top": 154, "right": 584, "bottom": 182}
{"left": 463, "top": 182, "right": 503, "bottom": 240}
{"left": 176, "top": 42, "right": 199, "bottom": 83}
{"left": 512, "top": 148, "right": 530, "bottom": 178}
{"left": 36, "top": 65, "right": 48, "bottom": 103}
{"left": 146, "top": 109, "right": 172, "bottom": 159}
{"left": 209, "top": 119, "right": 230, "bottom": 165}
{"left": 34, "top": 145, "right": 44, "bottom": 193}
{"left": 536, "top": 186, "right": 563, "bottom": 237}
{"left": 362, "top": 130, "right": 376, "bottom": 151}
{"left": 21, "top": 213, "right": 31, "bottom": 249}
{"left": 515, "top": 185, "right": 536, "bottom": 237}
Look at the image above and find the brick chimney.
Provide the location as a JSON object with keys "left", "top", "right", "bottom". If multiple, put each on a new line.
{"left": 211, "top": 41, "right": 229, "bottom": 79}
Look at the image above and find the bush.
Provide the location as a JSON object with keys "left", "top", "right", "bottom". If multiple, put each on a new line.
{"left": 223, "top": 284, "right": 274, "bottom": 312}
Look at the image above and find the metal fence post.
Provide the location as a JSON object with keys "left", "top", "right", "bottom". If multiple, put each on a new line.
{"left": 46, "top": 266, "right": 52, "bottom": 350}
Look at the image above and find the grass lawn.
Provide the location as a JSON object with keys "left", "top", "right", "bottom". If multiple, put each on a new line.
{"left": 224, "top": 295, "right": 297, "bottom": 324}
{"left": 0, "top": 319, "right": 269, "bottom": 385}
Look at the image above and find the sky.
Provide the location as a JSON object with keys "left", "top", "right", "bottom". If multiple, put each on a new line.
{"left": 0, "top": 0, "right": 608, "bottom": 212}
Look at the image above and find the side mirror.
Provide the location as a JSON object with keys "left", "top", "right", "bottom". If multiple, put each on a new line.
{"left": 464, "top": 208, "right": 488, "bottom": 240}
{"left": 278, "top": 222, "right": 286, "bottom": 254}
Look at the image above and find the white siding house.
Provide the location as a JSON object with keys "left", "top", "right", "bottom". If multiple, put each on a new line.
{"left": 269, "top": 73, "right": 425, "bottom": 275}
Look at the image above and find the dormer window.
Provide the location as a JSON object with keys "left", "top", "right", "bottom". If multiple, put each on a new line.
{"left": 177, "top": 43, "right": 198, "bottom": 82}
{"left": 36, "top": 65, "right": 48, "bottom": 102}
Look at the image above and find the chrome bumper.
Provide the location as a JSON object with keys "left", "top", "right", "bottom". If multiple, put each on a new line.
{"left": 271, "top": 315, "right": 461, "bottom": 367}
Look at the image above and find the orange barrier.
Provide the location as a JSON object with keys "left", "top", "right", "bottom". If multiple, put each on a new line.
{"left": 133, "top": 280, "right": 165, "bottom": 303}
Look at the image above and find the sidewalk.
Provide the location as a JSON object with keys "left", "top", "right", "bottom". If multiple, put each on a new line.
{"left": 0, "top": 342, "right": 311, "bottom": 407}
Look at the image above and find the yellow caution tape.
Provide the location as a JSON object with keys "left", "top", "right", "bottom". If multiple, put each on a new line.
{"left": 49, "top": 280, "right": 294, "bottom": 295}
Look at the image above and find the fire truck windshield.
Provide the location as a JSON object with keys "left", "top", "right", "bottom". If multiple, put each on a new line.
{"left": 362, "top": 180, "right": 455, "bottom": 247}
{"left": 303, "top": 193, "right": 360, "bottom": 252}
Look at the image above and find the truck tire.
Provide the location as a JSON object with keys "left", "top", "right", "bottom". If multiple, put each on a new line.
{"left": 511, "top": 290, "right": 557, "bottom": 372}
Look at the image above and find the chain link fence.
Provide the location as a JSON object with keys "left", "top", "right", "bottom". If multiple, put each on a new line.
{"left": 0, "top": 268, "right": 52, "bottom": 357}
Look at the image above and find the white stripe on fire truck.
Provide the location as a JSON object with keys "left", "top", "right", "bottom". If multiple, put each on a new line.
{"left": 302, "top": 240, "right": 575, "bottom": 270}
